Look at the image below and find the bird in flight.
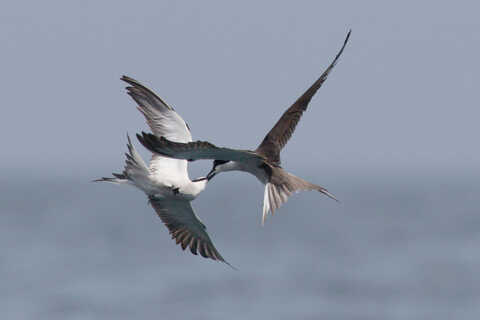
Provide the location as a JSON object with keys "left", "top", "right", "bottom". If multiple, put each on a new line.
{"left": 96, "top": 76, "right": 230, "bottom": 265}
{"left": 137, "top": 30, "right": 351, "bottom": 225}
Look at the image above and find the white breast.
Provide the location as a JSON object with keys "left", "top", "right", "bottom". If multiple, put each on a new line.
{"left": 232, "top": 160, "right": 269, "bottom": 185}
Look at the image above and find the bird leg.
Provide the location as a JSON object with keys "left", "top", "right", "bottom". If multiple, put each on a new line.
{"left": 172, "top": 187, "right": 180, "bottom": 195}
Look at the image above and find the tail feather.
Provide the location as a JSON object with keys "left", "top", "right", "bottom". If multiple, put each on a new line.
{"left": 112, "top": 173, "right": 127, "bottom": 179}
{"left": 261, "top": 173, "right": 338, "bottom": 225}
{"left": 93, "top": 174, "right": 128, "bottom": 184}
{"left": 94, "top": 134, "right": 150, "bottom": 187}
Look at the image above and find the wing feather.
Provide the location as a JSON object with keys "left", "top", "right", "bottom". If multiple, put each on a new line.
{"left": 256, "top": 30, "right": 351, "bottom": 165}
{"left": 121, "top": 76, "right": 192, "bottom": 143}
{"left": 149, "top": 197, "right": 230, "bottom": 265}
{"left": 121, "top": 76, "right": 192, "bottom": 184}
{"left": 137, "top": 132, "right": 263, "bottom": 162}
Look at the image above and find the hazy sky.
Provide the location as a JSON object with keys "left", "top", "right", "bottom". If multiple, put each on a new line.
{"left": 1, "top": 1, "right": 478, "bottom": 177}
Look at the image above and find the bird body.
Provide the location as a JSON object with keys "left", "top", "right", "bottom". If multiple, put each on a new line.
{"left": 212, "top": 158, "right": 270, "bottom": 184}
{"left": 96, "top": 76, "right": 228, "bottom": 265}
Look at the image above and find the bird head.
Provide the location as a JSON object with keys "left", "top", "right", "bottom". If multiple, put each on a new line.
{"left": 207, "top": 160, "right": 233, "bottom": 180}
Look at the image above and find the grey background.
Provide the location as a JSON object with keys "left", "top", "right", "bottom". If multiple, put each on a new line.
{"left": 1, "top": 1, "right": 479, "bottom": 319}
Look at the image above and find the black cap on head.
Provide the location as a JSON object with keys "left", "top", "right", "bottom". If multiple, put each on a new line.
{"left": 213, "top": 160, "right": 229, "bottom": 168}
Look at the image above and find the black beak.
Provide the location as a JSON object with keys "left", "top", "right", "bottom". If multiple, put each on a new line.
{"left": 207, "top": 168, "right": 217, "bottom": 181}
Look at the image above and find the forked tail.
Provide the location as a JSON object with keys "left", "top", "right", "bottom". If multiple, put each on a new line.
{"left": 94, "top": 134, "right": 150, "bottom": 187}
{"left": 261, "top": 173, "right": 338, "bottom": 225}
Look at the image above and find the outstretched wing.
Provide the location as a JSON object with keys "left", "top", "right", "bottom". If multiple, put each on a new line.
{"left": 121, "top": 76, "right": 192, "bottom": 185}
{"left": 256, "top": 30, "right": 351, "bottom": 166}
{"left": 121, "top": 75, "right": 192, "bottom": 143}
{"left": 150, "top": 197, "right": 230, "bottom": 265}
{"left": 137, "top": 132, "right": 263, "bottom": 162}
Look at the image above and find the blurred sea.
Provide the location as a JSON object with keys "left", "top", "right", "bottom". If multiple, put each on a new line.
{"left": 1, "top": 169, "right": 479, "bottom": 319}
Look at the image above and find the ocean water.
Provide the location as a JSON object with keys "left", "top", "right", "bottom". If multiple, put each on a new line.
{"left": 1, "top": 170, "right": 479, "bottom": 319}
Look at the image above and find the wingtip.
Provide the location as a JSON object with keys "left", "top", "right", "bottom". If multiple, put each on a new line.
{"left": 224, "top": 260, "right": 238, "bottom": 271}
{"left": 327, "top": 30, "right": 351, "bottom": 70}
{"left": 345, "top": 29, "right": 352, "bottom": 44}
{"left": 136, "top": 131, "right": 149, "bottom": 144}
{"left": 120, "top": 75, "right": 134, "bottom": 83}
{"left": 322, "top": 189, "right": 340, "bottom": 203}
{"left": 120, "top": 75, "right": 134, "bottom": 87}
{"left": 121, "top": 75, "right": 145, "bottom": 92}
{"left": 341, "top": 29, "right": 351, "bottom": 49}
{"left": 136, "top": 131, "right": 165, "bottom": 155}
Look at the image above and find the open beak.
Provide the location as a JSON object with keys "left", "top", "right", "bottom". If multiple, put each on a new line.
{"left": 206, "top": 168, "right": 217, "bottom": 181}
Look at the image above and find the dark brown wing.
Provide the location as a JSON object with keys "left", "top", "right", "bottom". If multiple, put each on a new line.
{"left": 149, "top": 197, "right": 230, "bottom": 265}
{"left": 137, "top": 132, "right": 263, "bottom": 162}
{"left": 256, "top": 30, "right": 351, "bottom": 165}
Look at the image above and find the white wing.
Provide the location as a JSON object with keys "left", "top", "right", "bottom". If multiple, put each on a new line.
{"left": 121, "top": 76, "right": 192, "bottom": 142}
{"left": 121, "top": 76, "right": 192, "bottom": 185}
{"left": 149, "top": 197, "right": 230, "bottom": 265}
